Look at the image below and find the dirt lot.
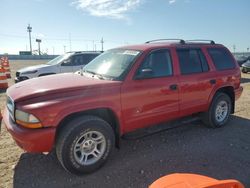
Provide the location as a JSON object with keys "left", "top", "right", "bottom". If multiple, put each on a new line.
{"left": 1, "top": 60, "right": 250, "bottom": 188}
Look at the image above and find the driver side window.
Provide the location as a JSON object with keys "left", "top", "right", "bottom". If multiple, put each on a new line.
{"left": 136, "top": 49, "right": 173, "bottom": 79}
{"left": 61, "top": 57, "right": 73, "bottom": 66}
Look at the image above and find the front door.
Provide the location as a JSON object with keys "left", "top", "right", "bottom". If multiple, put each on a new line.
{"left": 121, "top": 49, "right": 179, "bottom": 133}
{"left": 60, "top": 57, "right": 73, "bottom": 73}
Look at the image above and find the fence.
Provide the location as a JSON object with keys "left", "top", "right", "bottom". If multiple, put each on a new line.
{"left": 0, "top": 54, "right": 58, "bottom": 60}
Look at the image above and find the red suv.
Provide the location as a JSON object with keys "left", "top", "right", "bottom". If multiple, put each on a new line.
{"left": 3, "top": 39, "right": 243, "bottom": 174}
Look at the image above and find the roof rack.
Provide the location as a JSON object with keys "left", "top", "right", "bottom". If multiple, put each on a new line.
{"left": 185, "top": 40, "right": 215, "bottom": 45}
{"left": 145, "top": 39, "right": 185, "bottom": 45}
{"left": 67, "top": 51, "right": 103, "bottom": 54}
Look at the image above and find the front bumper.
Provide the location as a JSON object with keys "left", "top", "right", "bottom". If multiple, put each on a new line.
{"left": 235, "top": 86, "right": 243, "bottom": 101}
{"left": 3, "top": 108, "right": 56, "bottom": 153}
{"left": 242, "top": 66, "right": 250, "bottom": 72}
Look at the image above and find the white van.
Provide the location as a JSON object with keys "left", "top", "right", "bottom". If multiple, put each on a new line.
{"left": 15, "top": 51, "right": 101, "bottom": 82}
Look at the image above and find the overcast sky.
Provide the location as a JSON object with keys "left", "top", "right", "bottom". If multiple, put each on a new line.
{"left": 0, "top": 0, "right": 249, "bottom": 54}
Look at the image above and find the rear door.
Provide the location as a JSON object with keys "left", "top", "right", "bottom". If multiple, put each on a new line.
{"left": 121, "top": 49, "right": 180, "bottom": 132}
{"left": 177, "top": 48, "right": 217, "bottom": 116}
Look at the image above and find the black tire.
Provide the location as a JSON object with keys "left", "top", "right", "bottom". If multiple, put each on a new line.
{"left": 202, "top": 92, "right": 232, "bottom": 128}
{"left": 38, "top": 73, "right": 56, "bottom": 77}
{"left": 242, "top": 68, "right": 248, "bottom": 73}
{"left": 56, "top": 115, "right": 115, "bottom": 175}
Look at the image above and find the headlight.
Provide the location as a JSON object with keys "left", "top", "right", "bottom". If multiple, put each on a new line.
{"left": 15, "top": 109, "right": 42, "bottom": 129}
{"left": 22, "top": 70, "right": 38, "bottom": 74}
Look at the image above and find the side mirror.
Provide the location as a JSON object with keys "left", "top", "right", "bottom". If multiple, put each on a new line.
{"left": 61, "top": 60, "right": 70, "bottom": 66}
{"left": 135, "top": 68, "right": 153, "bottom": 79}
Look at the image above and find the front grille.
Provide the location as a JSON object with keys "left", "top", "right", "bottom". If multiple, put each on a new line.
{"left": 6, "top": 96, "right": 14, "bottom": 120}
{"left": 16, "top": 72, "right": 20, "bottom": 78}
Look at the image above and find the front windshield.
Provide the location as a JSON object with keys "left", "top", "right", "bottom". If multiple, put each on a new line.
{"left": 46, "top": 53, "right": 73, "bottom": 65}
{"left": 83, "top": 49, "right": 140, "bottom": 80}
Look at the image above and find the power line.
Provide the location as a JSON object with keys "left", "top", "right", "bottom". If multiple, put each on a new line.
{"left": 0, "top": 33, "right": 125, "bottom": 44}
{"left": 69, "top": 33, "right": 72, "bottom": 51}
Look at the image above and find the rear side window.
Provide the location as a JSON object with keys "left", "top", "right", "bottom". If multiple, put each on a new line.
{"left": 177, "top": 49, "right": 209, "bottom": 74}
{"left": 72, "top": 55, "right": 84, "bottom": 66}
{"left": 208, "top": 48, "right": 235, "bottom": 71}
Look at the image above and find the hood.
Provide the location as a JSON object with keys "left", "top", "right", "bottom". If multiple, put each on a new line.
{"left": 7, "top": 73, "right": 122, "bottom": 102}
{"left": 242, "top": 60, "right": 250, "bottom": 67}
{"left": 18, "top": 64, "right": 50, "bottom": 72}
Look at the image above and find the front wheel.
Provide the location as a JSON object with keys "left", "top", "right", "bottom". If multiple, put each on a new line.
{"left": 56, "top": 116, "right": 115, "bottom": 175}
{"left": 242, "top": 68, "right": 248, "bottom": 73}
{"left": 202, "top": 92, "right": 232, "bottom": 128}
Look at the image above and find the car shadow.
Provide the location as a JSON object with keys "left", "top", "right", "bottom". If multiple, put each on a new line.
{"left": 13, "top": 115, "right": 250, "bottom": 188}
{"left": 241, "top": 77, "right": 250, "bottom": 84}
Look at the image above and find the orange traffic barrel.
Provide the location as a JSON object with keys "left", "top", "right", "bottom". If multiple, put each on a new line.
{"left": 1, "top": 57, "right": 11, "bottom": 78}
{"left": 0, "top": 110, "right": 2, "bottom": 123}
{"left": 0, "top": 67, "right": 8, "bottom": 89}
{"left": 149, "top": 173, "right": 244, "bottom": 188}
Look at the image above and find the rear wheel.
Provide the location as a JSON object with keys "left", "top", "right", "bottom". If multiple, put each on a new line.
{"left": 56, "top": 116, "right": 115, "bottom": 175}
{"left": 202, "top": 92, "right": 232, "bottom": 128}
{"left": 242, "top": 68, "right": 248, "bottom": 73}
{"left": 38, "top": 73, "right": 56, "bottom": 77}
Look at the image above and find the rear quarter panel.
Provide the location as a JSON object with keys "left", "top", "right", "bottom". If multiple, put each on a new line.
{"left": 204, "top": 46, "right": 241, "bottom": 105}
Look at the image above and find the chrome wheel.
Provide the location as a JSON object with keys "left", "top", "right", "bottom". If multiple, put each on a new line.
{"left": 73, "top": 131, "right": 106, "bottom": 166}
{"left": 215, "top": 101, "right": 228, "bottom": 123}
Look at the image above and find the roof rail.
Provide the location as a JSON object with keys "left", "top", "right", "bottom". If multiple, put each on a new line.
{"left": 67, "top": 51, "right": 103, "bottom": 54}
{"left": 185, "top": 40, "right": 215, "bottom": 45}
{"left": 145, "top": 39, "right": 185, "bottom": 44}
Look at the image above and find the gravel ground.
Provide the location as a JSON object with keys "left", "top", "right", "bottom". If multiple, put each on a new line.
{"left": 0, "top": 60, "right": 250, "bottom": 188}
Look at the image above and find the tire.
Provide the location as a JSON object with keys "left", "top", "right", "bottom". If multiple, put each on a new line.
{"left": 242, "top": 68, "right": 248, "bottom": 73}
{"left": 56, "top": 115, "right": 115, "bottom": 175}
{"left": 202, "top": 92, "right": 232, "bottom": 128}
{"left": 38, "top": 73, "right": 56, "bottom": 77}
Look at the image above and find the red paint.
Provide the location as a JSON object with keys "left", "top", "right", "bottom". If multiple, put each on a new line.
{"left": 3, "top": 108, "right": 56, "bottom": 152}
{"left": 3, "top": 42, "right": 243, "bottom": 152}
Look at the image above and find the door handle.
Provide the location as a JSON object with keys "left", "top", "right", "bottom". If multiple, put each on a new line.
{"left": 170, "top": 84, "right": 178, "bottom": 90}
{"left": 210, "top": 79, "right": 216, "bottom": 85}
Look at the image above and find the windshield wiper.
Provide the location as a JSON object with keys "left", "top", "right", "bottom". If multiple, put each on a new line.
{"left": 83, "top": 70, "right": 106, "bottom": 80}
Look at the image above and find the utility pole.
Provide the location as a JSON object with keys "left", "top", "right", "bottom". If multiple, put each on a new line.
{"left": 27, "top": 24, "right": 32, "bottom": 54}
{"left": 233, "top": 45, "right": 236, "bottom": 54}
{"left": 69, "top": 33, "right": 72, "bottom": 51}
{"left": 101, "top": 38, "right": 104, "bottom": 52}
{"left": 36, "top": 39, "right": 42, "bottom": 56}
{"left": 63, "top": 45, "right": 66, "bottom": 53}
